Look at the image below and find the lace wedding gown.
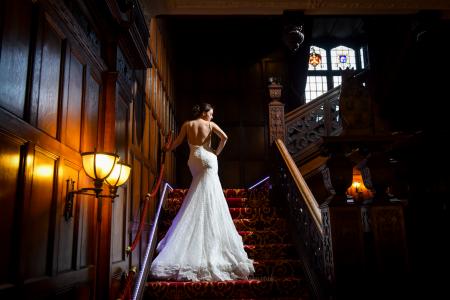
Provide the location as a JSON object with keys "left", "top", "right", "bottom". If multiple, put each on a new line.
{"left": 150, "top": 140, "right": 255, "bottom": 282}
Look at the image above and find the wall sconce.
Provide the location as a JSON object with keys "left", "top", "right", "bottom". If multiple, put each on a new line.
{"left": 64, "top": 151, "right": 131, "bottom": 221}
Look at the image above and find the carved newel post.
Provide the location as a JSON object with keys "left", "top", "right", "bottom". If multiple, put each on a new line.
{"left": 320, "top": 138, "right": 365, "bottom": 296}
{"left": 268, "top": 78, "right": 285, "bottom": 144}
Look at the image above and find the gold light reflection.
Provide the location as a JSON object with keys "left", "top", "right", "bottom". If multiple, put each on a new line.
{"left": 1, "top": 154, "right": 20, "bottom": 169}
{"left": 35, "top": 165, "right": 54, "bottom": 178}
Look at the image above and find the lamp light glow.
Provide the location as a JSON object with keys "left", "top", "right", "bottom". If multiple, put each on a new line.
{"left": 81, "top": 152, "right": 119, "bottom": 180}
{"left": 105, "top": 161, "right": 131, "bottom": 188}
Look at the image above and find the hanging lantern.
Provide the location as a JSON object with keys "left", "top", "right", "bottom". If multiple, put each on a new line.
{"left": 309, "top": 48, "right": 322, "bottom": 68}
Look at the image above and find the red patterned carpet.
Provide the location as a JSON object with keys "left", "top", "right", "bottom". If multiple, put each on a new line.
{"left": 145, "top": 185, "right": 312, "bottom": 300}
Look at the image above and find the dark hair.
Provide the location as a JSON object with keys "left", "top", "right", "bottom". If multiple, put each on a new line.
{"left": 192, "top": 103, "right": 213, "bottom": 119}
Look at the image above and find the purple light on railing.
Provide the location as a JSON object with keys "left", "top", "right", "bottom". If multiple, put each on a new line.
{"left": 248, "top": 176, "right": 270, "bottom": 190}
{"left": 132, "top": 182, "right": 173, "bottom": 300}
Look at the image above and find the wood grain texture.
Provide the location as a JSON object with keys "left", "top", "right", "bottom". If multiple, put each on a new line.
{"left": 0, "top": 0, "right": 32, "bottom": 118}
{"left": 0, "top": 131, "right": 23, "bottom": 284}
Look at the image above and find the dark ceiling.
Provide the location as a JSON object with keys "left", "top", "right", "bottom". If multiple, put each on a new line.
{"left": 164, "top": 15, "right": 367, "bottom": 61}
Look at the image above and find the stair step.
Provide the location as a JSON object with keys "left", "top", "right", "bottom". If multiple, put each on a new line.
{"left": 233, "top": 218, "right": 287, "bottom": 231}
{"left": 253, "top": 259, "right": 303, "bottom": 277}
{"left": 239, "top": 230, "right": 291, "bottom": 245}
{"left": 147, "top": 183, "right": 312, "bottom": 299}
{"left": 245, "top": 244, "right": 296, "bottom": 259}
{"left": 146, "top": 276, "right": 310, "bottom": 300}
{"left": 169, "top": 189, "right": 249, "bottom": 199}
{"left": 229, "top": 207, "right": 279, "bottom": 219}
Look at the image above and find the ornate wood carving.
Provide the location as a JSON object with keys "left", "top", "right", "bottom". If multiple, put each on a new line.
{"left": 272, "top": 142, "right": 327, "bottom": 299}
{"left": 285, "top": 87, "right": 341, "bottom": 162}
{"left": 268, "top": 100, "right": 285, "bottom": 144}
{"left": 339, "top": 69, "right": 373, "bottom": 135}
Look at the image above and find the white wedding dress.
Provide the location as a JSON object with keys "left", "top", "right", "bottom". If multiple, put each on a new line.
{"left": 150, "top": 133, "right": 255, "bottom": 282}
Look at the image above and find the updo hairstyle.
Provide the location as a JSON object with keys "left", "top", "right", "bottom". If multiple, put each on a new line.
{"left": 192, "top": 103, "right": 213, "bottom": 119}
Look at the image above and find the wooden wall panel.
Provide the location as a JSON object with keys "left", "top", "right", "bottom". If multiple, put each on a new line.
{"left": 25, "top": 147, "right": 57, "bottom": 279}
{"left": 77, "top": 186, "right": 94, "bottom": 269}
{"left": 0, "top": 0, "right": 32, "bottom": 118}
{"left": 130, "top": 157, "right": 141, "bottom": 268}
{"left": 111, "top": 188, "right": 127, "bottom": 263}
{"left": 0, "top": 131, "right": 23, "bottom": 284}
{"left": 64, "top": 50, "right": 84, "bottom": 151}
{"left": 57, "top": 162, "right": 79, "bottom": 273}
{"left": 35, "top": 15, "right": 65, "bottom": 138}
{"left": 82, "top": 72, "right": 100, "bottom": 152}
{"left": 112, "top": 94, "right": 129, "bottom": 265}
{"left": 143, "top": 105, "right": 150, "bottom": 159}
{"left": 115, "top": 96, "right": 128, "bottom": 160}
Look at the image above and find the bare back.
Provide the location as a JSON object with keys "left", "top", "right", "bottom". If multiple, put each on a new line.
{"left": 186, "top": 120, "right": 211, "bottom": 146}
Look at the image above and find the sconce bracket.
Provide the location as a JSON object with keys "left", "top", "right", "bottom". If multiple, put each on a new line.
{"left": 64, "top": 179, "right": 118, "bottom": 221}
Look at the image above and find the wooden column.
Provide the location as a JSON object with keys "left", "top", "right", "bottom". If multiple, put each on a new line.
{"left": 320, "top": 138, "right": 366, "bottom": 297}
{"left": 95, "top": 70, "right": 118, "bottom": 300}
{"left": 268, "top": 80, "right": 285, "bottom": 144}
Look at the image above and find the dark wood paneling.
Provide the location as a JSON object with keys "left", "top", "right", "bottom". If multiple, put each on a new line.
{"left": 111, "top": 188, "right": 127, "bottom": 263}
{"left": 243, "top": 126, "right": 266, "bottom": 160}
{"left": 34, "top": 14, "right": 65, "bottom": 138}
{"left": 77, "top": 182, "right": 95, "bottom": 269}
{"left": 57, "top": 162, "right": 79, "bottom": 273}
{"left": 115, "top": 95, "right": 128, "bottom": 160}
{"left": 244, "top": 161, "right": 267, "bottom": 187}
{"left": 130, "top": 157, "right": 141, "bottom": 268}
{"left": 82, "top": 71, "right": 99, "bottom": 152}
{"left": 0, "top": 0, "right": 32, "bottom": 118}
{"left": 220, "top": 161, "right": 241, "bottom": 188}
{"left": 25, "top": 147, "right": 57, "bottom": 279}
{"left": 0, "top": 131, "right": 23, "bottom": 284}
{"left": 64, "top": 50, "right": 84, "bottom": 151}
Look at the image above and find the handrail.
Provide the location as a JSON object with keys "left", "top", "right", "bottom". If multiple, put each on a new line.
{"left": 126, "top": 132, "right": 172, "bottom": 254}
{"left": 285, "top": 85, "right": 341, "bottom": 123}
{"left": 130, "top": 182, "right": 173, "bottom": 300}
{"left": 115, "top": 132, "right": 172, "bottom": 300}
{"left": 274, "top": 138, "right": 323, "bottom": 235}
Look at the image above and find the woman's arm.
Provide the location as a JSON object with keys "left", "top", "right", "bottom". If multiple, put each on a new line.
{"left": 169, "top": 122, "right": 188, "bottom": 151}
{"left": 211, "top": 122, "right": 228, "bottom": 156}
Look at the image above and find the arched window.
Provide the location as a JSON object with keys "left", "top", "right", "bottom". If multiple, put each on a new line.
{"left": 330, "top": 45, "right": 356, "bottom": 70}
{"left": 305, "top": 44, "right": 366, "bottom": 103}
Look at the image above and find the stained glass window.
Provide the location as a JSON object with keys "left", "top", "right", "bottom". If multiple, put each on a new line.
{"left": 305, "top": 44, "right": 367, "bottom": 103}
{"left": 308, "top": 46, "right": 327, "bottom": 71}
{"left": 331, "top": 46, "right": 356, "bottom": 70}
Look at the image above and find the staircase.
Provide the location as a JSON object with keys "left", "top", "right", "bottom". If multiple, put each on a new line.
{"left": 145, "top": 185, "right": 312, "bottom": 299}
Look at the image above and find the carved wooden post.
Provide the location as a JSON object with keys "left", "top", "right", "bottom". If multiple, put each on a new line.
{"left": 268, "top": 79, "right": 285, "bottom": 144}
{"left": 365, "top": 151, "right": 409, "bottom": 282}
{"left": 320, "top": 138, "right": 366, "bottom": 297}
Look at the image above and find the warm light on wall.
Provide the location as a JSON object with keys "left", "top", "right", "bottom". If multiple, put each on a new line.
{"left": 347, "top": 168, "right": 373, "bottom": 202}
{"left": 64, "top": 150, "right": 131, "bottom": 221}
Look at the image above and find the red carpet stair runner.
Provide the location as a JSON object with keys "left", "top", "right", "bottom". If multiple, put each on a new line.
{"left": 145, "top": 186, "right": 312, "bottom": 299}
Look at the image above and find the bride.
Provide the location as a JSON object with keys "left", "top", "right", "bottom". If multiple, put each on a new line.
{"left": 150, "top": 103, "right": 255, "bottom": 281}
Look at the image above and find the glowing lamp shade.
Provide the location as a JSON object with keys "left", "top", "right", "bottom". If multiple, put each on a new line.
{"left": 105, "top": 161, "right": 131, "bottom": 187}
{"left": 81, "top": 152, "right": 119, "bottom": 181}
